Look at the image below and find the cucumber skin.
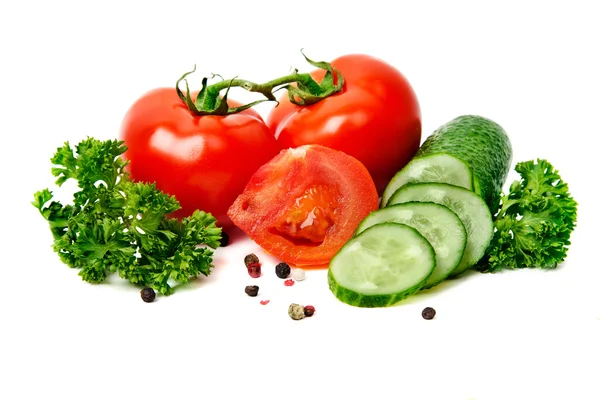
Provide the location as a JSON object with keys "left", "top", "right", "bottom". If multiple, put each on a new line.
{"left": 416, "top": 115, "right": 512, "bottom": 213}
{"left": 328, "top": 268, "right": 425, "bottom": 308}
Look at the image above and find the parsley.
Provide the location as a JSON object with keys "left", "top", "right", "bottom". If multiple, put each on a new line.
{"left": 477, "top": 159, "right": 577, "bottom": 272}
{"left": 33, "top": 138, "right": 222, "bottom": 295}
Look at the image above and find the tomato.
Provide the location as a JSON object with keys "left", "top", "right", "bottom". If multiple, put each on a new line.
{"left": 120, "top": 87, "right": 280, "bottom": 228}
{"left": 227, "top": 144, "right": 379, "bottom": 268}
{"left": 267, "top": 54, "right": 421, "bottom": 195}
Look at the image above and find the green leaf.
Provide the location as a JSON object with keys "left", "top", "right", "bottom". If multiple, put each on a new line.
{"left": 73, "top": 138, "right": 128, "bottom": 190}
{"left": 124, "top": 181, "right": 181, "bottom": 232}
{"left": 50, "top": 142, "right": 78, "bottom": 186}
{"left": 478, "top": 159, "right": 577, "bottom": 272}
{"left": 34, "top": 136, "right": 221, "bottom": 297}
{"left": 32, "top": 189, "right": 54, "bottom": 211}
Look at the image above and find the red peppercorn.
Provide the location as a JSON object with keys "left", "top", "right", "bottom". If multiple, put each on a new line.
{"left": 247, "top": 262, "right": 261, "bottom": 278}
{"left": 304, "top": 305, "right": 316, "bottom": 317}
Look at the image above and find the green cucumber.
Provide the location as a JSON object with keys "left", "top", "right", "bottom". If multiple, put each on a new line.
{"left": 381, "top": 115, "right": 512, "bottom": 212}
{"left": 381, "top": 154, "right": 473, "bottom": 207}
{"left": 388, "top": 182, "right": 493, "bottom": 277}
{"left": 328, "top": 222, "right": 436, "bottom": 308}
{"left": 355, "top": 202, "right": 467, "bottom": 288}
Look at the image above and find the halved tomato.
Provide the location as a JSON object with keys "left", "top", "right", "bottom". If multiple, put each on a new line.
{"left": 227, "top": 144, "right": 379, "bottom": 267}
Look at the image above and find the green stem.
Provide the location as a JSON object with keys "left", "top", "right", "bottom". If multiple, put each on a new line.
{"left": 205, "top": 72, "right": 323, "bottom": 104}
{"left": 176, "top": 50, "right": 344, "bottom": 116}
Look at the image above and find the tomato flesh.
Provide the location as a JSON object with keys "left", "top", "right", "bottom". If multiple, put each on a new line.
{"left": 228, "top": 145, "right": 379, "bottom": 268}
{"left": 274, "top": 184, "right": 339, "bottom": 243}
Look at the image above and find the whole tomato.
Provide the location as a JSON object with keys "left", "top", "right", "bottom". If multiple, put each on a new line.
{"left": 120, "top": 87, "right": 280, "bottom": 228}
{"left": 267, "top": 54, "right": 421, "bottom": 195}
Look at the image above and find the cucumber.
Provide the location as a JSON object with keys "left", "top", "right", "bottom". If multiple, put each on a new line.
{"left": 328, "top": 222, "right": 436, "bottom": 308}
{"left": 380, "top": 154, "right": 473, "bottom": 207}
{"left": 355, "top": 202, "right": 467, "bottom": 288}
{"left": 388, "top": 182, "right": 493, "bottom": 277}
{"left": 381, "top": 115, "right": 512, "bottom": 212}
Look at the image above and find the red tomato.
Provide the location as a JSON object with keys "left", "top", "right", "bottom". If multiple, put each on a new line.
{"left": 120, "top": 88, "right": 280, "bottom": 228}
{"left": 227, "top": 144, "right": 379, "bottom": 268}
{"left": 267, "top": 54, "right": 421, "bottom": 195}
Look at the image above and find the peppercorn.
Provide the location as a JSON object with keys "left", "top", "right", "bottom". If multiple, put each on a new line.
{"left": 245, "top": 285, "right": 259, "bottom": 297}
{"left": 304, "top": 305, "right": 316, "bottom": 317}
{"left": 140, "top": 287, "right": 155, "bottom": 303}
{"left": 247, "top": 262, "right": 261, "bottom": 278}
{"left": 291, "top": 267, "right": 306, "bottom": 281}
{"left": 275, "top": 262, "right": 291, "bottom": 279}
{"left": 244, "top": 253, "right": 260, "bottom": 267}
{"left": 288, "top": 303, "right": 305, "bottom": 320}
{"left": 422, "top": 307, "right": 436, "bottom": 320}
{"left": 220, "top": 231, "right": 230, "bottom": 247}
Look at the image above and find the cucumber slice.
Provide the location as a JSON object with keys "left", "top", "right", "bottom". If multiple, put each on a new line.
{"left": 355, "top": 202, "right": 467, "bottom": 288}
{"left": 328, "top": 222, "right": 436, "bottom": 308}
{"left": 388, "top": 183, "right": 493, "bottom": 277}
{"left": 381, "top": 154, "right": 473, "bottom": 207}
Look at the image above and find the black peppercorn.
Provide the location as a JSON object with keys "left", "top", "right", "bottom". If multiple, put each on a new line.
{"left": 244, "top": 253, "right": 260, "bottom": 267}
{"left": 140, "top": 287, "right": 156, "bottom": 303}
{"left": 245, "top": 285, "right": 259, "bottom": 297}
{"left": 422, "top": 307, "right": 436, "bottom": 320}
{"left": 275, "top": 262, "right": 291, "bottom": 279}
{"left": 220, "top": 231, "right": 230, "bottom": 247}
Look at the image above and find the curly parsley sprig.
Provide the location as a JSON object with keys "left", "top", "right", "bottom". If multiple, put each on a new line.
{"left": 33, "top": 138, "right": 222, "bottom": 295}
{"left": 477, "top": 159, "right": 577, "bottom": 272}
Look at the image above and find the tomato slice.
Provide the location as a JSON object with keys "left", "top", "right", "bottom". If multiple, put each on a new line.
{"left": 227, "top": 145, "right": 379, "bottom": 268}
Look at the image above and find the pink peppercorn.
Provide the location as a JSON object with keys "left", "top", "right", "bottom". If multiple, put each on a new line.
{"left": 304, "top": 305, "right": 316, "bottom": 317}
{"left": 284, "top": 279, "right": 295, "bottom": 286}
{"left": 247, "top": 262, "right": 261, "bottom": 278}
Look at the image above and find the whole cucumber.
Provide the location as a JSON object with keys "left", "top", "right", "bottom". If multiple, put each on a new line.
{"left": 383, "top": 115, "right": 512, "bottom": 212}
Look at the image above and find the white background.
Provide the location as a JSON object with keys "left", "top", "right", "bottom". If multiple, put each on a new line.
{"left": 1, "top": 1, "right": 598, "bottom": 399}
